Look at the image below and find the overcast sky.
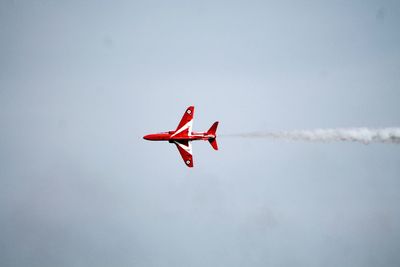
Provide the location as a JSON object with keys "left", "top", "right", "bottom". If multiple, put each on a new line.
{"left": 1, "top": 0, "right": 400, "bottom": 266}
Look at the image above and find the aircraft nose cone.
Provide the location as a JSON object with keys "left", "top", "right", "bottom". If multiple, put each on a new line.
{"left": 143, "top": 135, "right": 150, "bottom": 140}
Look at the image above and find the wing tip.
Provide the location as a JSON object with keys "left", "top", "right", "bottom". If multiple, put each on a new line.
{"left": 186, "top": 106, "right": 194, "bottom": 114}
{"left": 185, "top": 159, "right": 194, "bottom": 168}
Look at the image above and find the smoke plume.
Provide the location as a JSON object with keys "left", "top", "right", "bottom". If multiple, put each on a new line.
{"left": 223, "top": 128, "right": 400, "bottom": 144}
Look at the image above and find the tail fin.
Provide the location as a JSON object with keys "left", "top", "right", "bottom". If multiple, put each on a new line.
{"left": 207, "top": 122, "right": 219, "bottom": 150}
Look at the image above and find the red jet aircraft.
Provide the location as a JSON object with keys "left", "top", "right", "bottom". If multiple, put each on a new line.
{"left": 143, "top": 106, "right": 218, "bottom": 167}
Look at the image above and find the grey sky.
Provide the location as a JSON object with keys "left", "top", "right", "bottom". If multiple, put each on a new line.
{"left": 1, "top": 0, "right": 400, "bottom": 266}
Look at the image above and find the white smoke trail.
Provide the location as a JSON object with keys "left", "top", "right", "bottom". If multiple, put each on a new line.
{"left": 223, "top": 128, "right": 400, "bottom": 144}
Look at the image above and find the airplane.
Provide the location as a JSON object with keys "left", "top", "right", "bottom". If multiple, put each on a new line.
{"left": 143, "top": 106, "right": 219, "bottom": 167}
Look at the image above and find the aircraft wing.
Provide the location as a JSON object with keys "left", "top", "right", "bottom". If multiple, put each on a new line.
{"left": 174, "top": 140, "right": 193, "bottom": 167}
{"left": 172, "top": 106, "right": 194, "bottom": 138}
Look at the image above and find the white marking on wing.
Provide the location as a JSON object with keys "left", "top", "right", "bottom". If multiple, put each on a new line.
{"left": 174, "top": 141, "right": 192, "bottom": 155}
{"left": 171, "top": 119, "right": 193, "bottom": 137}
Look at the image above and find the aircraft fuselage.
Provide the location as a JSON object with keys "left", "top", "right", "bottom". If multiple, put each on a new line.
{"left": 143, "top": 132, "right": 215, "bottom": 141}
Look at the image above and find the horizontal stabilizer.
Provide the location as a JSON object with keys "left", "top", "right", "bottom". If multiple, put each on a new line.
{"left": 207, "top": 121, "right": 219, "bottom": 136}
{"left": 209, "top": 138, "right": 218, "bottom": 150}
